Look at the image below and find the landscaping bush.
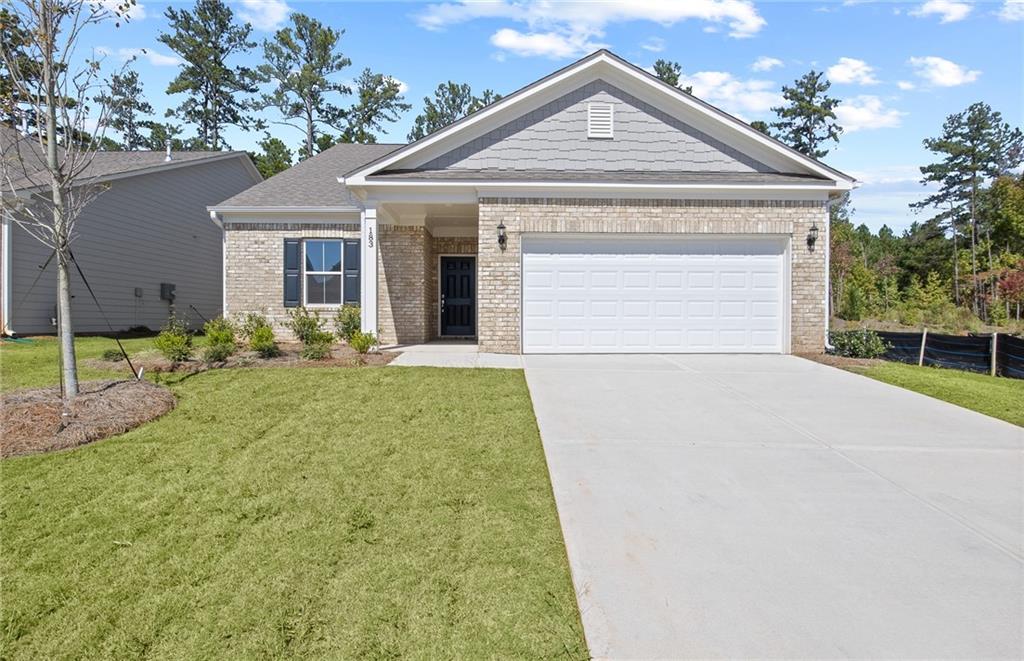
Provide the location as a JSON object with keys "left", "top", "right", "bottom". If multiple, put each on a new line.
{"left": 238, "top": 311, "right": 272, "bottom": 340}
{"left": 202, "top": 317, "right": 237, "bottom": 364}
{"left": 249, "top": 325, "right": 281, "bottom": 358}
{"left": 285, "top": 307, "right": 326, "bottom": 344}
{"left": 300, "top": 329, "right": 335, "bottom": 360}
{"left": 829, "top": 329, "right": 890, "bottom": 359}
{"left": 100, "top": 348, "right": 122, "bottom": 362}
{"left": 334, "top": 305, "right": 361, "bottom": 342}
{"left": 154, "top": 316, "right": 194, "bottom": 362}
{"left": 348, "top": 330, "right": 376, "bottom": 355}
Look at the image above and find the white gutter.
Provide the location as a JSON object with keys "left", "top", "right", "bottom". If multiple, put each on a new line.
{"left": 206, "top": 205, "right": 363, "bottom": 215}
{"left": 1, "top": 210, "right": 11, "bottom": 335}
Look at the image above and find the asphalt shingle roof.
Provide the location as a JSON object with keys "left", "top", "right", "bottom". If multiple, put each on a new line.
{"left": 213, "top": 142, "right": 403, "bottom": 209}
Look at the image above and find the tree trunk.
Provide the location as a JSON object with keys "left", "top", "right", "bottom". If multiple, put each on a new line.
{"left": 56, "top": 252, "right": 79, "bottom": 398}
{"left": 306, "top": 105, "right": 314, "bottom": 159}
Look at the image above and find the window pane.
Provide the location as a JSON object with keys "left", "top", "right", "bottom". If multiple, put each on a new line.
{"left": 324, "top": 274, "right": 341, "bottom": 304}
{"left": 306, "top": 274, "right": 326, "bottom": 304}
{"left": 324, "top": 241, "right": 342, "bottom": 272}
{"left": 305, "top": 241, "right": 325, "bottom": 272}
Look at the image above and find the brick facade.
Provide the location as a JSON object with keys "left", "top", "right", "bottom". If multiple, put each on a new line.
{"left": 377, "top": 225, "right": 432, "bottom": 345}
{"left": 223, "top": 221, "right": 359, "bottom": 337}
{"left": 477, "top": 198, "right": 827, "bottom": 354}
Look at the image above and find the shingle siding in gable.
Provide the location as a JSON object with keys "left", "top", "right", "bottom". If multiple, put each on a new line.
{"left": 420, "top": 80, "right": 775, "bottom": 173}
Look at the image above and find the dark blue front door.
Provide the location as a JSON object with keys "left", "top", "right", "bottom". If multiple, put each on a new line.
{"left": 440, "top": 256, "right": 476, "bottom": 336}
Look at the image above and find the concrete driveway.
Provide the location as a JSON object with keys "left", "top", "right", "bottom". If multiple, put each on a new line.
{"left": 524, "top": 354, "right": 1023, "bottom": 659}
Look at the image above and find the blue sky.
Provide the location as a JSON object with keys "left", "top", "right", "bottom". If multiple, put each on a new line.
{"left": 82, "top": 0, "right": 1023, "bottom": 232}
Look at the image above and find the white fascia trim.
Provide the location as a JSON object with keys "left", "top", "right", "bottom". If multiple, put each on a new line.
{"left": 344, "top": 52, "right": 856, "bottom": 186}
{"left": 206, "top": 206, "right": 363, "bottom": 214}
{"left": 362, "top": 180, "right": 846, "bottom": 193}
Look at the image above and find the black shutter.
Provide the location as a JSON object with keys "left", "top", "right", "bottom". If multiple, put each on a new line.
{"left": 283, "top": 238, "right": 301, "bottom": 307}
{"left": 343, "top": 239, "right": 360, "bottom": 306}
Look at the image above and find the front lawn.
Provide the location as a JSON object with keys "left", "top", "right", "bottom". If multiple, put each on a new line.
{"left": 1, "top": 365, "right": 586, "bottom": 658}
{"left": 0, "top": 336, "right": 157, "bottom": 392}
{"left": 853, "top": 362, "right": 1024, "bottom": 427}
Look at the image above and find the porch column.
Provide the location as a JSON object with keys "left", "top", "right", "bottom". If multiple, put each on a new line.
{"left": 360, "top": 205, "right": 378, "bottom": 334}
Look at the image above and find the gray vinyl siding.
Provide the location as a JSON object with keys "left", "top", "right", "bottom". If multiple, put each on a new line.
{"left": 420, "top": 79, "right": 775, "bottom": 173}
{"left": 7, "top": 157, "right": 258, "bottom": 334}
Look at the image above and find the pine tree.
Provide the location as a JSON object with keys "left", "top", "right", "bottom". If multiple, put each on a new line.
{"left": 340, "top": 69, "right": 411, "bottom": 144}
{"left": 94, "top": 69, "right": 153, "bottom": 150}
{"left": 912, "top": 103, "right": 1024, "bottom": 316}
{"left": 159, "top": 0, "right": 257, "bottom": 150}
{"left": 249, "top": 136, "right": 292, "bottom": 178}
{"left": 407, "top": 82, "right": 501, "bottom": 142}
{"left": 0, "top": 8, "right": 35, "bottom": 127}
{"left": 257, "top": 13, "right": 350, "bottom": 159}
{"left": 652, "top": 59, "right": 692, "bottom": 94}
{"left": 769, "top": 71, "right": 842, "bottom": 159}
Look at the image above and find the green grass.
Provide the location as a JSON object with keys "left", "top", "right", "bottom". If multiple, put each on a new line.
{"left": 853, "top": 362, "right": 1024, "bottom": 427}
{"left": 1, "top": 336, "right": 158, "bottom": 392}
{"left": 1, "top": 341, "right": 586, "bottom": 658}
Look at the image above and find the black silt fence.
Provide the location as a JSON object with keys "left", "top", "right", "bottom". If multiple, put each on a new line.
{"left": 874, "top": 330, "right": 1024, "bottom": 379}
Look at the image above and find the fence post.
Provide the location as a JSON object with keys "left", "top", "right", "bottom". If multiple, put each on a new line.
{"left": 991, "top": 332, "right": 998, "bottom": 377}
{"left": 918, "top": 327, "right": 928, "bottom": 366}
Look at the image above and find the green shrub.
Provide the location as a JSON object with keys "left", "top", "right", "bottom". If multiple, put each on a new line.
{"left": 249, "top": 325, "right": 281, "bottom": 358}
{"left": 154, "top": 316, "right": 194, "bottom": 362}
{"left": 285, "top": 307, "right": 326, "bottom": 344}
{"left": 300, "top": 329, "right": 334, "bottom": 360}
{"left": 348, "top": 330, "right": 377, "bottom": 354}
{"left": 100, "top": 348, "right": 122, "bottom": 362}
{"left": 201, "top": 317, "right": 237, "bottom": 364}
{"left": 334, "top": 305, "right": 361, "bottom": 342}
{"left": 829, "top": 329, "right": 890, "bottom": 359}
{"left": 238, "top": 311, "right": 272, "bottom": 340}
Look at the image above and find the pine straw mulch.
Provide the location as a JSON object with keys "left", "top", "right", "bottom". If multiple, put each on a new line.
{"left": 796, "top": 352, "right": 888, "bottom": 370}
{"left": 84, "top": 342, "right": 396, "bottom": 378}
{"left": 1, "top": 380, "right": 176, "bottom": 459}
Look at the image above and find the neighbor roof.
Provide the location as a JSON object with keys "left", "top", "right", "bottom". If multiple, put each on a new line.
{"left": 2, "top": 126, "right": 251, "bottom": 192}
{"left": 212, "top": 142, "right": 402, "bottom": 211}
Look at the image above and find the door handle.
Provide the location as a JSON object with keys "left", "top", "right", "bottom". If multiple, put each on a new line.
{"left": 441, "top": 294, "right": 446, "bottom": 311}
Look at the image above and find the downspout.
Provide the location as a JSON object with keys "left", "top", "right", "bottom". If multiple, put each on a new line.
{"left": 2, "top": 209, "right": 12, "bottom": 336}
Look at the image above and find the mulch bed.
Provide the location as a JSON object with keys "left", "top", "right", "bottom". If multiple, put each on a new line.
{"left": 797, "top": 352, "right": 887, "bottom": 370}
{"left": 85, "top": 342, "right": 396, "bottom": 377}
{"left": 1, "top": 380, "right": 176, "bottom": 459}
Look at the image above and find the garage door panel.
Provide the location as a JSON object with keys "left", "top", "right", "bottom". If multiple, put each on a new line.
{"left": 522, "top": 235, "right": 786, "bottom": 354}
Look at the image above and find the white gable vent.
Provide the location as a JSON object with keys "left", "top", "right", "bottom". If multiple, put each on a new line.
{"left": 587, "top": 102, "right": 614, "bottom": 139}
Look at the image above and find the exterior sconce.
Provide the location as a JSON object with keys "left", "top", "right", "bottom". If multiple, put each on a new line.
{"left": 807, "top": 223, "right": 819, "bottom": 250}
{"left": 497, "top": 222, "right": 507, "bottom": 250}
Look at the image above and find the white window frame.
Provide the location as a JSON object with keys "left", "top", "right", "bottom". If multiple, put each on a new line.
{"left": 302, "top": 239, "right": 344, "bottom": 308}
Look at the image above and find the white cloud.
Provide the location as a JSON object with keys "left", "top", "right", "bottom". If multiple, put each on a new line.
{"left": 910, "top": 0, "right": 972, "bottom": 23}
{"left": 908, "top": 55, "right": 981, "bottom": 86}
{"left": 417, "top": 0, "right": 766, "bottom": 58}
{"left": 237, "top": 0, "right": 291, "bottom": 31}
{"left": 490, "top": 28, "right": 603, "bottom": 59}
{"left": 100, "top": 47, "right": 182, "bottom": 67}
{"left": 641, "top": 37, "right": 665, "bottom": 52}
{"left": 826, "top": 57, "right": 878, "bottom": 84}
{"left": 679, "top": 70, "right": 782, "bottom": 119}
{"left": 751, "top": 56, "right": 783, "bottom": 72}
{"left": 897, "top": 80, "right": 915, "bottom": 90}
{"left": 998, "top": 0, "right": 1024, "bottom": 20}
{"left": 836, "top": 95, "right": 906, "bottom": 132}
{"left": 96, "top": 0, "right": 147, "bottom": 20}
{"left": 848, "top": 165, "right": 922, "bottom": 185}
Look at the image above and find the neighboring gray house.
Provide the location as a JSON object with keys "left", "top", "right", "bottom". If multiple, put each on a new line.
{"left": 1, "top": 127, "right": 262, "bottom": 335}
{"left": 211, "top": 50, "right": 856, "bottom": 354}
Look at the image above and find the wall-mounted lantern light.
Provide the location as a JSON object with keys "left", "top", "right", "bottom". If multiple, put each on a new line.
{"left": 497, "top": 222, "right": 507, "bottom": 250}
{"left": 807, "top": 223, "right": 819, "bottom": 250}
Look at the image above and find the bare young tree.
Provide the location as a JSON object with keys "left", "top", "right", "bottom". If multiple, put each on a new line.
{"left": 0, "top": 0, "right": 133, "bottom": 401}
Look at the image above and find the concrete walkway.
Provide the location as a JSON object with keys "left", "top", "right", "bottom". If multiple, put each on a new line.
{"left": 524, "top": 354, "right": 1024, "bottom": 659}
{"left": 385, "top": 342, "right": 522, "bottom": 368}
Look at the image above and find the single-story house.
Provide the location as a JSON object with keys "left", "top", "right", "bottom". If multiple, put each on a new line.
{"left": 1, "top": 126, "right": 262, "bottom": 335}
{"left": 209, "top": 50, "right": 855, "bottom": 354}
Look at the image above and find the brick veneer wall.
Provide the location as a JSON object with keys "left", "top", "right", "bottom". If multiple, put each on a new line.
{"left": 377, "top": 225, "right": 431, "bottom": 345}
{"left": 477, "top": 197, "right": 828, "bottom": 354}
{"left": 223, "top": 221, "right": 359, "bottom": 337}
{"left": 429, "top": 235, "right": 478, "bottom": 339}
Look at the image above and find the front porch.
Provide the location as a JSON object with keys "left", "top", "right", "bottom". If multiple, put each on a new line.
{"left": 362, "top": 202, "right": 483, "bottom": 347}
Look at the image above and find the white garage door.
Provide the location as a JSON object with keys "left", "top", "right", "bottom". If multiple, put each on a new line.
{"left": 522, "top": 235, "right": 787, "bottom": 354}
